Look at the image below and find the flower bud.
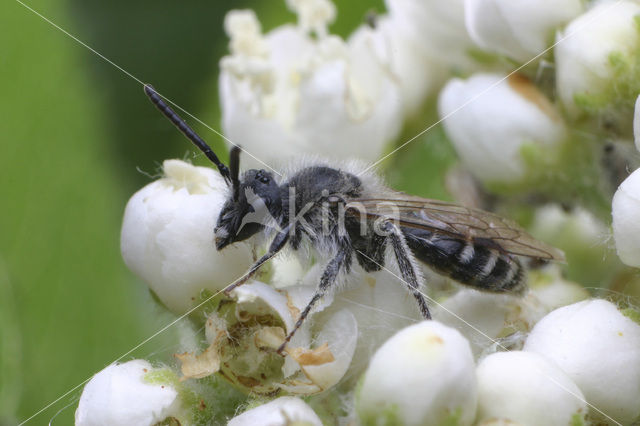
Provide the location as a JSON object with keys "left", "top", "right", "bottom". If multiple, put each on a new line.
{"left": 612, "top": 168, "right": 640, "bottom": 267}
{"left": 227, "top": 397, "right": 322, "bottom": 426}
{"left": 523, "top": 299, "right": 640, "bottom": 424}
{"left": 356, "top": 321, "right": 477, "bottom": 426}
{"left": 120, "top": 160, "right": 253, "bottom": 313}
{"left": 75, "top": 360, "right": 180, "bottom": 426}
{"left": 476, "top": 351, "right": 587, "bottom": 425}
{"left": 438, "top": 73, "right": 566, "bottom": 183}
{"left": 219, "top": 9, "right": 402, "bottom": 168}
{"left": 555, "top": 1, "right": 640, "bottom": 117}
{"left": 464, "top": 0, "right": 583, "bottom": 63}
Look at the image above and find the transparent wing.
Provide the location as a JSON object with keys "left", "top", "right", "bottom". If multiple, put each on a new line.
{"left": 346, "top": 195, "right": 565, "bottom": 261}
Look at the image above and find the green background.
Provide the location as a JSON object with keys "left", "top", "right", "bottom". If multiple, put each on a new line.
{"left": 0, "top": 1, "right": 407, "bottom": 424}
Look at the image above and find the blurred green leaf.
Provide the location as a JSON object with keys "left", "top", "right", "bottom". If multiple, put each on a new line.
{"left": 1, "top": 0, "right": 180, "bottom": 423}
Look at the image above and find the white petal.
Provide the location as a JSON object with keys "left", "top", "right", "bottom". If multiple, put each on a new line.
{"left": 219, "top": 11, "right": 403, "bottom": 168}
{"left": 612, "top": 169, "right": 640, "bottom": 267}
{"left": 227, "top": 397, "right": 322, "bottom": 426}
{"left": 438, "top": 73, "right": 566, "bottom": 182}
{"left": 300, "top": 308, "right": 357, "bottom": 390}
{"left": 348, "top": 15, "right": 446, "bottom": 115}
{"left": 75, "top": 360, "right": 178, "bottom": 426}
{"left": 476, "top": 351, "right": 587, "bottom": 425}
{"left": 465, "top": 0, "right": 583, "bottom": 63}
{"left": 357, "top": 321, "right": 477, "bottom": 426}
{"left": 523, "top": 299, "right": 640, "bottom": 424}
{"left": 386, "top": 0, "right": 476, "bottom": 70}
{"left": 120, "top": 160, "right": 253, "bottom": 313}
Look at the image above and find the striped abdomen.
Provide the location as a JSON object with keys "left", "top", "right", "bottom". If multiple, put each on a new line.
{"left": 403, "top": 227, "right": 526, "bottom": 294}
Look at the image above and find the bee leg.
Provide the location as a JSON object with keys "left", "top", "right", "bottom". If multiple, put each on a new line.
{"left": 223, "top": 225, "right": 291, "bottom": 296}
{"left": 384, "top": 222, "right": 432, "bottom": 320}
{"left": 276, "top": 247, "right": 349, "bottom": 355}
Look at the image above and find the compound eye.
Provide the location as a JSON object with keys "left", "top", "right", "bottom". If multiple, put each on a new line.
{"left": 255, "top": 170, "right": 270, "bottom": 184}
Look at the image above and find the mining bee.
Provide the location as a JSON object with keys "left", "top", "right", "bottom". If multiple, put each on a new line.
{"left": 144, "top": 85, "right": 565, "bottom": 355}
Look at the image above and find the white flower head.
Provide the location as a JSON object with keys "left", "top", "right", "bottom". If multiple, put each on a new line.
{"left": 357, "top": 321, "right": 477, "bottom": 426}
{"left": 523, "top": 299, "right": 640, "bottom": 424}
{"left": 476, "top": 351, "right": 587, "bottom": 425}
{"left": 75, "top": 360, "right": 180, "bottom": 426}
{"left": 555, "top": 0, "right": 640, "bottom": 117}
{"left": 438, "top": 73, "right": 566, "bottom": 183}
{"left": 465, "top": 0, "right": 583, "bottom": 63}
{"left": 120, "top": 159, "right": 253, "bottom": 313}
{"left": 219, "top": 6, "right": 403, "bottom": 169}
{"left": 613, "top": 168, "right": 640, "bottom": 267}
{"left": 227, "top": 397, "right": 322, "bottom": 426}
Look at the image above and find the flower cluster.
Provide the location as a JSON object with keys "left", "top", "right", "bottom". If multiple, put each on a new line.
{"left": 76, "top": 0, "right": 640, "bottom": 424}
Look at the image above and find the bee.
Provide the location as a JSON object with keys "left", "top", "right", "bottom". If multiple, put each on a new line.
{"left": 144, "top": 85, "right": 564, "bottom": 355}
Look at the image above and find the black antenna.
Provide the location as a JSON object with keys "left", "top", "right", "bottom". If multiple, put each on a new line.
{"left": 143, "top": 84, "right": 232, "bottom": 184}
{"left": 229, "top": 145, "right": 241, "bottom": 201}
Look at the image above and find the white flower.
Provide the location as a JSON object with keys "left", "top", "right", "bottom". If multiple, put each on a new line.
{"left": 227, "top": 397, "right": 322, "bottom": 426}
{"left": 120, "top": 159, "right": 253, "bottom": 313}
{"left": 555, "top": 0, "right": 640, "bottom": 116}
{"left": 612, "top": 168, "right": 640, "bottom": 267}
{"left": 475, "top": 351, "right": 587, "bottom": 425}
{"left": 523, "top": 299, "right": 640, "bottom": 424}
{"left": 438, "top": 73, "right": 566, "bottom": 183}
{"left": 356, "top": 321, "right": 477, "bottom": 426}
{"left": 348, "top": 14, "right": 447, "bottom": 115}
{"left": 75, "top": 360, "right": 180, "bottom": 426}
{"left": 432, "top": 289, "right": 546, "bottom": 358}
{"left": 385, "top": 0, "right": 476, "bottom": 70}
{"left": 464, "top": 0, "right": 583, "bottom": 63}
{"left": 219, "top": 9, "right": 403, "bottom": 169}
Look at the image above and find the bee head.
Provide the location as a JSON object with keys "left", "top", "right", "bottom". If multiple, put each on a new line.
{"left": 214, "top": 169, "right": 282, "bottom": 250}
{"left": 142, "top": 86, "right": 283, "bottom": 250}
